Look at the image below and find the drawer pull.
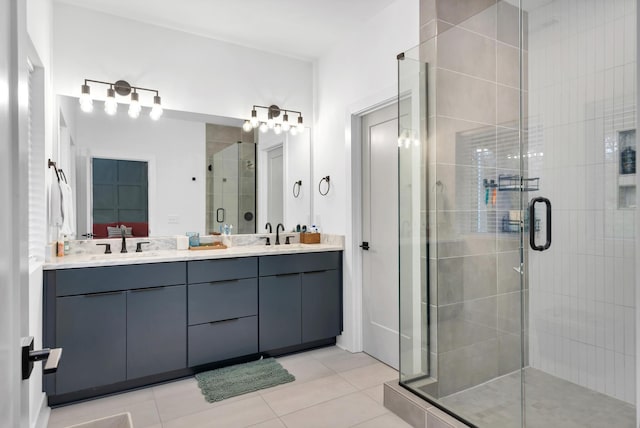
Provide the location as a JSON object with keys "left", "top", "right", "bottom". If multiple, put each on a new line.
{"left": 130, "top": 285, "right": 169, "bottom": 292}
{"left": 275, "top": 273, "right": 299, "bottom": 278}
{"left": 83, "top": 291, "right": 124, "bottom": 297}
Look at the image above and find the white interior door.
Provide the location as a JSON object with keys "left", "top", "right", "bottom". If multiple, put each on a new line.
{"left": 1, "top": 0, "right": 29, "bottom": 425}
{"left": 362, "top": 104, "right": 399, "bottom": 369}
{"left": 267, "top": 146, "right": 284, "bottom": 226}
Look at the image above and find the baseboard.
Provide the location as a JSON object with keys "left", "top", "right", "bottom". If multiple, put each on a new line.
{"left": 33, "top": 392, "right": 50, "bottom": 428}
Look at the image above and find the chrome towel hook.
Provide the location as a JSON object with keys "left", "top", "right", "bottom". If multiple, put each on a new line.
{"left": 318, "top": 176, "right": 330, "bottom": 196}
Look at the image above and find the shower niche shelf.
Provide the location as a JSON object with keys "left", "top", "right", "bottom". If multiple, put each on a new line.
{"left": 497, "top": 174, "right": 539, "bottom": 192}
{"left": 617, "top": 129, "right": 636, "bottom": 209}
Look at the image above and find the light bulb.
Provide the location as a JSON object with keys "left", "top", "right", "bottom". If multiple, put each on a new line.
{"left": 281, "top": 113, "right": 291, "bottom": 132}
{"left": 242, "top": 120, "right": 253, "bottom": 132}
{"left": 274, "top": 124, "right": 282, "bottom": 135}
{"left": 79, "top": 84, "right": 93, "bottom": 112}
{"left": 296, "top": 116, "right": 304, "bottom": 133}
{"left": 249, "top": 109, "right": 259, "bottom": 128}
{"left": 150, "top": 95, "right": 163, "bottom": 120}
{"left": 290, "top": 126, "right": 298, "bottom": 136}
{"left": 267, "top": 111, "right": 275, "bottom": 129}
{"left": 259, "top": 122, "right": 268, "bottom": 133}
{"left": 104, "top": 87, "right": 117, "bottom": 115}
{"left": 128, "top": 92, "right": 141, "bottom": 118}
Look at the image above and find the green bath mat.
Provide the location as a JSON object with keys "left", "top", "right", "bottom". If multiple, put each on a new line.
{"left": 195, "top": 358, "right": 295, "bottom": 403}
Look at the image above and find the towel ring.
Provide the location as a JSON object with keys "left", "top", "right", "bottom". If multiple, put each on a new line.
{"left": 293, "top": 180, "right": 302, "bottom": 198}
{"left": 48, "top": 159, "right": 61, "bottom": 182}
{"left": 318, "top": 176, "right": 330, "bottom": 196}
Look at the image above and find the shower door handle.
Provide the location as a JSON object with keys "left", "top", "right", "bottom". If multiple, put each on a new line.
{"left": 529, "top": 196, "right": 551, "bottom": 251}
{"left": 216, "top": 208, "right": 225, "bottom": 223}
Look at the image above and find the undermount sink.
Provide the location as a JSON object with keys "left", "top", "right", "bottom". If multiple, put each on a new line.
{"left": 87, "top": 251, "right": 163, "bottom": 260}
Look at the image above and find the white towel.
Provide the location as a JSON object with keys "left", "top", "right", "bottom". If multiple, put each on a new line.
{"left": 58, "top": 180, "right": 75, "bottom": 236}
{"left": 49, "top": 178, "right": 63, "bottom": 231}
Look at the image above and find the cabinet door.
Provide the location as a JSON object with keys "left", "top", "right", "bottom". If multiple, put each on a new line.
{"left": 259, "top": 274, "right": 301, "bottom": 351}
{"left": 127, "top": 285, "right": 187, "bottom": 379}
{"left": 301, "top": 270, "right": 342, "bottom": 343}
{"left": 56, "top": 292, "right": 126, "bottom": 394}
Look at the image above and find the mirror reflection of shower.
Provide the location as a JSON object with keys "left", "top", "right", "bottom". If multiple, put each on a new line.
{"left": 205, "top": 123, "right": 256, "bottom": 234}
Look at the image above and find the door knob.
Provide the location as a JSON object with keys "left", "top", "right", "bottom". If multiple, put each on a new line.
{"left": 359, "top": 241, "right": 370, "bottom": 251}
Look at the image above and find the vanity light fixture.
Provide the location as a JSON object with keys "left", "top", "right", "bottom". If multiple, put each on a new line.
{"left": 243, "top": 104, "right": 304, "bottom": 135}
{"left": 78, "top": 79, "right": 163, "bottom": 120}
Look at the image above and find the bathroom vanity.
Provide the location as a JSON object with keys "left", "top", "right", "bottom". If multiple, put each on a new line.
{"left": 42, "top": 245, "right": 343, "bottom": 405}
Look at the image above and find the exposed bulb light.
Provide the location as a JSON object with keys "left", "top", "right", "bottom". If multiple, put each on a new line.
{"left": 247, "top": 105, "right": 305, "bottom": 135}
{"left": 104, "top": 87, "right": 117, "bottom": 115}
{"left": 150, "top": 95, "right": 163, "bottom": 120}
{"left": 79, "top": 83, "right": 93, "bottom": 113}
{"left": 281, "top": 113, "right": 291, "bottom": 132}
{"left": 80, "top": 79, "right": 163, "bottom": 120}
{"left": 250, "top": 109, "right": 259, "bottom": 128}
{"left": 242, "top": 120, "right": 253, "bottom": 132}
{"left": 128, "top": 91, "right": 141, "bottom": 118}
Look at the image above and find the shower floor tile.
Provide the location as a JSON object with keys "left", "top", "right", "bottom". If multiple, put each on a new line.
{"left": 428, "top": 368, "right": 635, "bottom": 428}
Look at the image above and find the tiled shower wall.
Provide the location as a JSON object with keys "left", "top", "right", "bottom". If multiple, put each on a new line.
{"left": 205, "top": 124, "right": 256, "bottom": 235}
{"left": 527, "top": 0, "right": 636, "bottom": 404}
{"left": 422, "top": 0, "right": 528, "bottom": 397}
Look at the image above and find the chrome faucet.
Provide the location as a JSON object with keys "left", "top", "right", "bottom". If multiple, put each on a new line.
{"left": 275, "top": 223, "right": 285, "bottom": 245}
{"left": 120, "top": 225, "right": 128, "bottom": 253}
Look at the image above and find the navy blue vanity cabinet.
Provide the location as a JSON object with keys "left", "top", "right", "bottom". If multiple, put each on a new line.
{"left": 55, "top": 291, "right": 127, "bottom": 394}
{"left": 258, "top": 251, "right": 343, "bottom": 352}
{"left": 127, "top": 284, "right": 187, "bottom": 379}
{"left": 44, "top": 262, "right": 187, "bottom": 402}
{"left": 258, "top": 273, "right": 302, "bottom": 351}
{"left": 301, "top": 269, "right": 342, "bottom": 343}
{"left": 186, "top": 258, "right": 259, "bottom": 367}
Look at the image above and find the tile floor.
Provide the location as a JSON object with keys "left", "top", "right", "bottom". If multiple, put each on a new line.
{"left": 436, "top": 368, "right": 636, "bottom": 428}
{"left": 48, "top": 346, "right": 411, "bottom": 428}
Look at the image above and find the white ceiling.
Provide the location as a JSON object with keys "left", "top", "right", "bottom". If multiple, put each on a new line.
{"left": 55, "top": 0, "right": 398, "bottom": 60}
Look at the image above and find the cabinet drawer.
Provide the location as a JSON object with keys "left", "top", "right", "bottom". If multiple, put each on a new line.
{"left": 56, "top": 262, "right": 186, "bottom": 297}
{"left": 259, "top": 252, "right": 341, "bottom": 276}
{"left": 188, "top": 316, "right": 258, "bottom": 367}
{"left": 187, "top": 258, "right": 257, "bottom": 284}
{"left": 188, "top": 278, "right": 257, "bottom": 325}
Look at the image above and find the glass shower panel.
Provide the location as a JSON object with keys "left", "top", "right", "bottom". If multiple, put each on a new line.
{"left": 398, "top": 1, "right": 526, "bottom": 421}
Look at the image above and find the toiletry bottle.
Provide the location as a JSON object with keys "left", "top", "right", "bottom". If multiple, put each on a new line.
{"left": 57, "top": 235, "right": 64, "bottom": 257}
{"left": 63, "top": 235, "right": 70, "bottom": 255}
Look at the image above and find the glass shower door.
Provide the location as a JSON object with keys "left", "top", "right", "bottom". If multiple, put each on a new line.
{"left": 522, "top": 0, "right": 637, "bottom": 426}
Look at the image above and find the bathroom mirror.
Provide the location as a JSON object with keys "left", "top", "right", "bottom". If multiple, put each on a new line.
{"left": 56, "top": 95, "right": 311, "bottom": 238}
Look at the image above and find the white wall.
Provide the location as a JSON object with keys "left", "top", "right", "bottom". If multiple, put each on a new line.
{"left": 74, "top": 103, "right": 206, "bottom": 236}
{"left": 527, "top": 0, "right": 636, "bottom": 404}
{"left": 313, "top": 0, "right": 418, "bottom": 351}
{"left": 52, "top": 3, "right": 313, "bottom": 122}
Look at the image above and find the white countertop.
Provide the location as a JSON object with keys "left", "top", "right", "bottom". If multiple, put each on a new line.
{"left": 43, "top": 243, "right": 343, "bottom": 270}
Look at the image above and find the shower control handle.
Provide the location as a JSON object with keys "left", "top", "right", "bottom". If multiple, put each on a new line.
{"left": 529, "top": 196, "right": 551, "bottom": 251}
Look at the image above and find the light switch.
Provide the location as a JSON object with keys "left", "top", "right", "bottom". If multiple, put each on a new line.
{"left": 168, "top": 215, "right": 179, "bottom": 224}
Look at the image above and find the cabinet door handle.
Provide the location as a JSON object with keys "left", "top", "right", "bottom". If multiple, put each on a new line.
{"left": 209, "top": 317, "right": 239, "bottom": 324}
{"left": 275, "top": 273, "right": 299, "bottom": 278}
